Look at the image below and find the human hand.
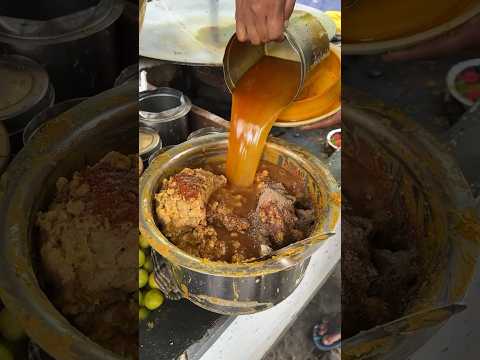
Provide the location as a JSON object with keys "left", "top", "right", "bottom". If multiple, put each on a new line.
{"left": 300, "top": 111, "right": 341, "bottom": 130}
{"left": 383, "top": 15, "right": 480, "bottom": 61}
{"left": 235, "top": 0, "right": 296, "bottom": 45}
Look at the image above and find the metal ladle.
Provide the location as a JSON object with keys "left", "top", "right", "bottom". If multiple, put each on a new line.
{"left": 246, "top": 231, "right": 336, "bottom": 263}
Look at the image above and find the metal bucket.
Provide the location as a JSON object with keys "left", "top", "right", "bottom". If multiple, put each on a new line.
{"left": 139, "top": 133, "right": 340, "bottom": 315}
{"left": 0, "top": 82, "right": 137, "bottom": 360}
{"left": 341, "top": 88, "right": 480, "bottom": 359}
{"left": 139, "top": 88, "right": 191, "bottom": 146}
{"left": 223, "top": 12, "right": 333, "bottom": 99}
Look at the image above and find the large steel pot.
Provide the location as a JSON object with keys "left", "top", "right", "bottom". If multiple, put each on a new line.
{"left": 140, "top": 133, "right": 340, "bottom": 315}
{"left": 0, "top": 0, "right": 123, "bottom": 101}
{"left": 342, "top": 88, "right": 480, "bottom": 359}
{"left": 0, "top": 82, "right": 137, "bottom": 360}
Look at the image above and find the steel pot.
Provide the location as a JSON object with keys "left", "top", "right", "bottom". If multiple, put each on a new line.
{"left": 140, "top": 133, "right": 340, "bottom": 315}
{"left": 341, "top": 88, "right": 480, "bottom": 360}
{"left": 139, "top": 88, "right": 191, "bottom": 145}
{"left": 0, "top": 0, "right": 123, "bottom": 101}
{"left": 0, "top": 82, "right": 137, "bottom": 360}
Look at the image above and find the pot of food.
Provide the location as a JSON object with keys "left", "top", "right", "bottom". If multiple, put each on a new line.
{"left": 0, "top": 82, "right": 137, "bottom": 360}
{"left": 341, "top": 88, "right": 480, "bottom": 359}
{"left": 140, "top": 133, "right": 340, "bottom": 315}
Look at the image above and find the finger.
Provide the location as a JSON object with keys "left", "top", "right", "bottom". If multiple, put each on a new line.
{"left": 300, "top": 111, "right": 341, "bottom": 130}
{"left": 267, "top": 0, "right": 285, "bottom": 41}
{"left": 284, "top": 0, "right": 296, "bottom": 20}
{"left": 245, "top": 10, "right": 262, "bottom": 45}
{"left": 255, "top": 14, "right": 270, "bottom": 43}
{"left": 236, "top": 21, "right": 248, "bottom": 42}
{"left": 235, "top": 0, "right": 248, "bottom": 42}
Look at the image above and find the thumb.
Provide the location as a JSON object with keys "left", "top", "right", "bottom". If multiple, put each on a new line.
{"left": 284, "top": 0, "right": 296, "bottom": 20}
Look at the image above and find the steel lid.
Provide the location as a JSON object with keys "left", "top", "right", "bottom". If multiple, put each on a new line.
{"left": 0, "top": 55, "right": 50, "bottom": 126}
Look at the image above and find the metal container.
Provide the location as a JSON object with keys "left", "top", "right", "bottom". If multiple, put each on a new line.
{"left": 23, "top": 97, "right": 88, "bottom": 144}
{"left": 0, "top": 82, "right": 137, "bottom": 360}
{"left": 139, "top": 88, "right": 191, "bottom": 146}
{"left": 140, "top": 133, "right": 340, "bottom": 315}
{"left": 341, "top": 88, "right": 480, "bottom": 360}
{"left": 342, "top": 0, "right": 480, "bottom": 55}
{"left": 186, "top": 126, "right": 227, "bottom": 141}
{"left": 0, "top": 0, "right": 123, "bottom": 101}
{"left": 223, "top": 11, "right": 333, "bottom": 99}
{"left": 139, "top": 126, "right": 162, "bottom": 161}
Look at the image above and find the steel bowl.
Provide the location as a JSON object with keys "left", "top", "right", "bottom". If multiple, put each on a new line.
{"left": 0, "top": 82, "right": 137, "bottom": 360}
{"left": 139, "top": 88, "right": 191, "bottom": 146}
{"left": 140, "top": 133, "right": 340, "bottom": 315}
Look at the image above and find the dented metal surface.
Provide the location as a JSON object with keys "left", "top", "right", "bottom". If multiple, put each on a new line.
{"left": 140, "top": 133, "right": 340, "bottom": 314}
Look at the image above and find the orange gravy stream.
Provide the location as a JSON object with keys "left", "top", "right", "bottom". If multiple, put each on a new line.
{"left": 226, "top": 56, "right": 300, "bottom": 187}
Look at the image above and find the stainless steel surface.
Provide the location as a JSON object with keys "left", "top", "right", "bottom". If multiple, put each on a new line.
{"left": 140, "top": 1, "right": 335, "bottom": 65}
{"left": 0, "top": 82, "right": 137, "bottom": 360}
{"left": 0, "top": 0, "right": 123, "bottom": 100}
{"left": 223, "top": 12, "right": 331, "bottom": 100}
{"left": 139, "top": 126, "right": 162, "bottom": 160}
{"left": 23, "top": 97, "right": 88, "bottom": 144}
{"left": 0, "top": 55, "right": 53, "bottom": 134}
{"left": 139, "top": 88, "right": 191, "bottom": 145}
{"left": 140, "top": 133, "right": 340, "bottom": 315}
{"left": 186, "top": 126, "right": 227, "bottom": 141}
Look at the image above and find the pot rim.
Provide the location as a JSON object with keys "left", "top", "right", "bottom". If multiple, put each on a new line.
{"left": 139, "top": 88, "right": 192, "bottom": 123}
{"left": 342, "top": 2, "right": 480, "bottom": 55}
{"left": 139, "top": 133, "right": 340, "bottom": 277}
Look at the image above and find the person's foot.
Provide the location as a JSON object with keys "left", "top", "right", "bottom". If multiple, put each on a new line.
{"left": 313, "top": 317, "right": 341, "bottom": 351}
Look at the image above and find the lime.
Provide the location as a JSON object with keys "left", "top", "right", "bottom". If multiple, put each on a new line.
{"left": 139, "top": 249, "right": 145, "bottom": 268}
{"left": 148, "top": 272, "right": 159, "bottom": 289}
{"left": 143, "top": 256, "right": 153, "bottom": 272}
{"left": 139, "top": 269, "right": 148, "bottom": 288}
{"left": 0, "top": 308, "right": 25, "bottom": 341}
{"left": 0, "top": 343, "right": 13, "bottom": 360}
{"left": 139, "top": 234, "right": 150, "bottom": 249}
{"left": 144, "top": 289, "right": 164, "bottom": 311}
{"left": 139, "top": 291, "right": 144, "bottom": 306}
{"left": 139, "top": 307, "right": 150, "bottom": 321}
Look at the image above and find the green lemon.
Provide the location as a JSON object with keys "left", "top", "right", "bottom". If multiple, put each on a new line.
{"left": 148, "top": 272, "right": 159, "bottom": 289}
{"left": 139, "top": 249, "right": 145, "bottom": 268}
{"left": 139, "top": 307, "right": 150, "bottom": 321}
{"left": 0, "top": 343, "right": 13, "bottom": 360}
{"left": 144, "top": 289, "right": 164, "bottom": 311}
{"left": 139, "top": 234, "right": 150, "bottom": 249}
{"left": 139, "top": 269, "right": 148, "bottom": 288}
{"left": 143, "top": 256, "right": 153, "bottom": 272}
{"left": 0, "top": 308, "right": 25, "bottom": 341}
